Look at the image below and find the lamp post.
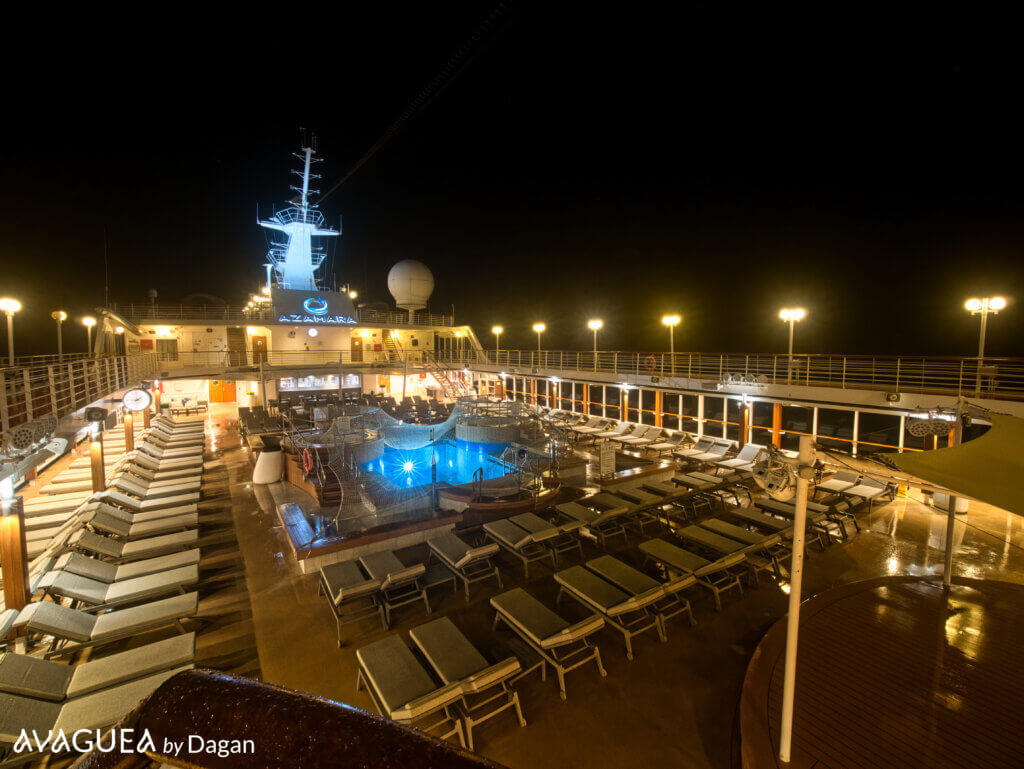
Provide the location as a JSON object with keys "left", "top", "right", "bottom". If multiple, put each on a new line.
{"left": 0, "top": 298, "right": 21, "bottom": 366}
{"left": 587, "top": 319, "right": 603, "bottom": 371}
{"left": 51, "top": 310, "right": 67, "bottom": 362}
{"left": 82, "top": 316, "right": 97, "bottom": 356}
{"left": 778, "top": 308, "right": 805, "bottom": 384}
{"left": 491, "top": 326, "right": 503, "bottom": 361}
{"left": 532, "top": 322, "right": 546, "bottom": 366}
{"left": 661, "top": 314, "right": 680, "bottom": 374}
{"left": 965, "top": 296, "right": 1006, "bottom": 396}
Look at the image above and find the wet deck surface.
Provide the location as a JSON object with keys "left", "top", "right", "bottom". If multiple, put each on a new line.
{"left": 208, "top": 406, "right": 1024, "bottom": 769}
{"left": 742, "top": 577, "right": 1024, "bottom": 769}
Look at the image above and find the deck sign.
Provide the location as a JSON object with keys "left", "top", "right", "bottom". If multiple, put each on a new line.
{"left": 599, "top": 440, "right": 616, "bottom": 476}
{"left": 271, "top": 288, "right": 357, "bottom": 325}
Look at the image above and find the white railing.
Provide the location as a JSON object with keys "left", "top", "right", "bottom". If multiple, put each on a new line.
{"left": 109, "top": 304, "right": 454, "bottom": 328}
{"left": 0, "top": 353, "right": 161, "bottom": 432}
{"left": 440, "top": 349, "right": 1024, "bottom": 400}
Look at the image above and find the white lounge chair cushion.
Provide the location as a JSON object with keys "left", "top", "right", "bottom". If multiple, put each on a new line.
{"left": 320, "top": 561, "right": 380, "bottom": 604}
{"left": 490, "top": 587, "right": 604, "bottom": 649}
{"left": 356, "top": 636, "right": 460, "bottom": 722}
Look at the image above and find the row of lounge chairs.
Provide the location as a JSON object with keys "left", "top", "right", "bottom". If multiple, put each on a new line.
{"left": 0, "top": 413, "right": 206, "bottom": 766}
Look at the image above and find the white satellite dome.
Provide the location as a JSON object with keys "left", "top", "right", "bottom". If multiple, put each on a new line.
{"left": 387, "top": 260, "right": 435, "bottom": 311}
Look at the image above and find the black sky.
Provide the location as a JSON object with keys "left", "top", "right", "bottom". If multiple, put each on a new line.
{"left": 2, "top": 3, "right": 1022, "bottom": 358}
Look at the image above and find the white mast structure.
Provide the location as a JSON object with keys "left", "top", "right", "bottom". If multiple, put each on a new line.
{"left": 260, "top": 144, "right": 338, "bottom": 291}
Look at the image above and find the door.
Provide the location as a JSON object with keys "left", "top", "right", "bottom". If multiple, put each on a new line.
{"left": 226, "top": 328, "right": 247, "bottom": 366}
{"left": 209, "top": 380, "right": 237, "bottom": 403}
{"left": 351, "top": 337, "right": 363, "bottom": 363}
{"left": 156, "top": 339, "right": 178, "bottom": 362}
{"left": 252, "top": 336, "right": 268, "bottom": 364}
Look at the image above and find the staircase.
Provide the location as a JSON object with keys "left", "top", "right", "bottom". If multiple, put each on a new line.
{"left": 423, "top": 353, "right": 466, "bottom": 400}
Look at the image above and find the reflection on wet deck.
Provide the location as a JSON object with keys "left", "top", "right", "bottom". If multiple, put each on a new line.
{"left": 741, "top": 577, "right": 1024, "bottom": 769}
{"left": 216, "top": 407, "right": 1024, "bottom": 769}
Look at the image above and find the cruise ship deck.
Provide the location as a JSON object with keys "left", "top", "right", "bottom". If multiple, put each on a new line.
{"left": 185, "top": 405, "right": 1024, "bottom": 768}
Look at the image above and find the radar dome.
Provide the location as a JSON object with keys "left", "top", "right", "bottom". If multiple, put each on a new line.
{"left": 387, "top": 260, "right": 435, "bottom": 311}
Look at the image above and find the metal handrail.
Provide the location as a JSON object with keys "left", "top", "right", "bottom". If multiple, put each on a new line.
{"left": 443, "top": 349, "right": 1024, "bottom": 400}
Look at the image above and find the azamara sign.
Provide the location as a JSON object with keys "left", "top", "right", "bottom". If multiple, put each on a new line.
{"left": 277, "top": 313, "right": 356, "bottom": 324}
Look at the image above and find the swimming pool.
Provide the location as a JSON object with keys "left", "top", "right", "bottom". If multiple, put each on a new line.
{"left": 359, "top": 440, "right": 510, "bottom": 487}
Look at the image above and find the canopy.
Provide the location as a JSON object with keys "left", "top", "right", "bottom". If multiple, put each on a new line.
{"left": 885, "top": 412, "right": 1024, "bottom": 516}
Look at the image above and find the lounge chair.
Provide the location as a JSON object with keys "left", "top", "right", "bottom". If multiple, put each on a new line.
{"left": 554, "top": 565, "right": 666, "bottom": 660}
{"left": 572, "top": 418, "right": 610, "bottom": 435}
{"left": 358, "top": 550, "right": 429, "bottom": 626}
{"left": 639, "top": 539, "right": 745, "bottom": 611}
{"left": 484, "top": 518, "right": 556, "bottom": 578}
{"left": 108, "top": 475, "right": 201, "bottom": 500}
{"left": 69, "top": 528, "right": 199, "bottom": 562}
{"left": 673, "top": 436, "right": 715, "bottom": 459}
{"left": 682, "top": 439, "right": 733, "bottom": 465}
{"left": 428, "top": 532, "right": 502, "bottom": 601}
{"left": 318, "top": 561, "right": 384, "bottom": 646}
{"left": 555, "top": 498, "right": 629, "bottom": 549}
{"left": 84, "top": 509, "right": 197, "bottom": 540}
{"left": 36, "top": 564, "right": 199, "bottom": 610}
{"left": 609, "top": 424, "right": 649, "bottom": 445}
{"left": 92, "top": 489, "right": 200, "bottom": 512}
{"left": 716, "top": 443, "right": 764, "bottom": 471}
{"left": 840, "top": 476, "right": 894, "bottom": 513}
{"left": 52, "top": 550, "right": 200, "bottom": 583}
{"left": 490, "top": 587, "right": 606, "bottom": 700}
{"left": 587, "top": 554, "right": 695, "bottom": 629}
{"left": 0, "top": 669, "right": 190, "bottom": 763}
{"left": 646, "top": 432, "right": 689, "bottom": 455}
{"left": 697, "top": 519, "right": 786, "bottom": 586}
{"left": 509, "top": 512, "right": 584, "bottom": 564}
{"left": 355, "top": 635, "right": 465, "bottom": 746}
{"left": 594, "top": 422, "right": 631, "bottom": 440}
{"left": 13, "top": 591, "right": 198, "bottom": 658}
{"left": 816, "top": 469, "right": 860, "bottom": 495}
{"left": 618, "top": 425, "right": 661, "bottom": 447}
{"left": 410, "top": 617, "right": 525, "bottom": 750}
{"left": 0, "top": 633, "right": 194, "bottom": 701}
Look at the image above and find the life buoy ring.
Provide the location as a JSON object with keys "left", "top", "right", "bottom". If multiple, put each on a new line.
{"left": 643, "top": 355, "right": 657, "bottom": 372}
{"left": 302, "top": 448, "right": 315, "bottom": 474}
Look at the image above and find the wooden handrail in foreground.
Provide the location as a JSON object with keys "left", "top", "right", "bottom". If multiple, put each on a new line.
{"left": 71, "top": 669, "right": 506, "bottom": 769}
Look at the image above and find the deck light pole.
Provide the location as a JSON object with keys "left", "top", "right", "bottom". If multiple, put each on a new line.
{"left": 491, "top": 326, "right": 503, "bottom": 362}
{"left": 965, "top": 296, "right": 1006, "bottom": 395}
{"left": 588, "top": 319, "right": 603, "bottom": 371}
{"left": 532, "top": 322, "right": 546, "bottom": 366}
{"left": 82, "top": 316, "right": 97, "bottom": 356}
{"left": 778, "top": 308, "right": 805, "bottom": 384}
{"left": 51, "top": 310, "right": 67, "bottom": 362}
{"left": 0, "top": 298, "right": 21, "bottom": 366}
{"left": 661, "top": 314, "right": 680, "bottom": 374}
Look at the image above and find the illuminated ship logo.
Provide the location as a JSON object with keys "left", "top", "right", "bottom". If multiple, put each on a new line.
{"left": 303, "top": 297, "right": 329, "bottom": 315}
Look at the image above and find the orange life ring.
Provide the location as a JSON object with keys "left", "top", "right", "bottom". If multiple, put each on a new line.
{"left": 302, "top": 448, "right": 315, "bottom": 474}
{"left": 643, "top": 355, "right": 657, "bottom": 372}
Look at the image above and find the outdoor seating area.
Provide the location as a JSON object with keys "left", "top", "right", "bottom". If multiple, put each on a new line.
{"left": 0, "top": 412, "right": 209, "bottom": 765}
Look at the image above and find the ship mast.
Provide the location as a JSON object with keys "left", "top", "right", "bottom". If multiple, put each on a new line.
{"left": 259, "top": 141, "right": 338, "bottom": 291}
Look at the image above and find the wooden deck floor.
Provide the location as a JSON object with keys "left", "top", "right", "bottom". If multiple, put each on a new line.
{"left": 740, "top": 577, "right": 1024, "bottom": 769}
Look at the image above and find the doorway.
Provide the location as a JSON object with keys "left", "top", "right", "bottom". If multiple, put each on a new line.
{"left": 209, "top": 380, "right": 237, "bottom": 403}
{"left": 351, "top": 337, "right": 363, "bottom": 363}
{"left": 252, "top": 336, "right": 268, "bottom": 364}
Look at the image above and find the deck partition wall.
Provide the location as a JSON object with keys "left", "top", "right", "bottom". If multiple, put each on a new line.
{"left": 497, "top": 373, "right": 929, "bottom": 455}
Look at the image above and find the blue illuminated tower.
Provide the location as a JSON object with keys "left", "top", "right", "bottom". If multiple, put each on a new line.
{"left": 260, "top": 145, "right": 339, "bottom": 290}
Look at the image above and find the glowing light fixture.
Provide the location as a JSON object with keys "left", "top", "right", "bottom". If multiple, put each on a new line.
{"left": 246, "top": 327, "right": 258, "bottom": 335}
{"left": 402, "top": 461, "right": 414, "bottom": 473}
{"left": 532, "top": 322, "right": 546, "bottom": 354}
{"left": 965, "top": 296, "right": 1008, "bottom": 395}
{"left": 661, "top": 314, "right": 681, "bottom": 374}
{"left": 261, "top": 286, "right": 271, "bottom": 295}
{"left": 81, "top": 316, "right": 97, "bottom": 357}
{"left": 0, "top": 298, "right": 21, "bottom": 365}
{"left": 349, "top": 290, "right": 358, "bottom": 299}
{"left": 114, "top": 326, "right": 125, "bottom": 334}
{"left": 492, "top": 326, "right": 503, "bottom": 357}
{"left": 587, "top": 319, "right": 603, "bottom": 371}
{"left": 778, "top": 308, "right": 806, "bottom": 384}
{"left": 51, "top": 310, "right": 67, "bottom": 362}
{"left": 360, "top": 329, "right": 371, "bottom": 338}
{"left": 308, "top": 328, "right": 318, "bottom": 337}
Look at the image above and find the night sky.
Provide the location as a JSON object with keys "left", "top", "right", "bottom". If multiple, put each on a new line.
{"left": 2, "top": 4, "right": 1022, "bottom": 358}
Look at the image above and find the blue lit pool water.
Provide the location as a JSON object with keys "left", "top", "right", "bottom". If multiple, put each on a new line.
{"left": 359, "top": 440, "right": 510, "bottom": 488}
